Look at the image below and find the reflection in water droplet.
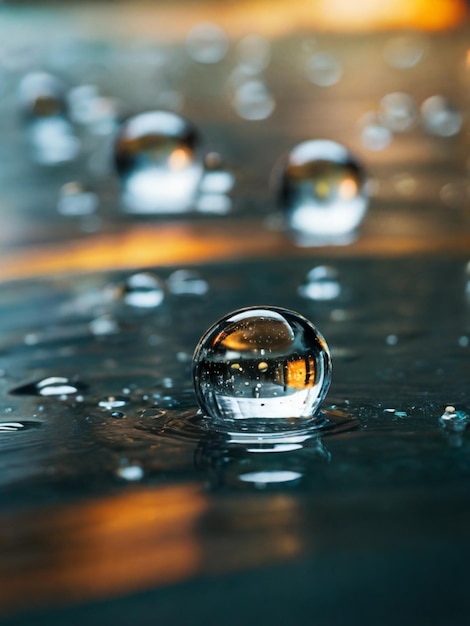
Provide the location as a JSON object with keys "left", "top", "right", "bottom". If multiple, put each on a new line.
{"left": 232, "top": 80, "right": 275, "bottom": 121}
{"left": 238, "top": 470, "right": 303, "bottom": 486}
{"left": 278, "top": 139, "right": 368, "bottom": 244}
{"left": 116, "top": 463, "right": 144, "bottom": 481}
{"left": 0, "top": 421, "right": 42, "bottom": 433}
{"left": 57, "top": 182, "right": 99, "bottom": 216}
{"left": 98, "top": 396, "right": 129, "bottom": 410}
{"left": 439, "top": 405, "right": 468, "bottom": 433}
{"left": 19, "top": 71, "right": 80, "bottom": 165}
{"left": 167, "top": 270, "right": 209, "bottom": 296}
{"left": 421, "top": 96, "right": 462, "bottom": 137}
{"left": 114, "top": 111, "right": 203, "bottom": 214}
{"left": 380, "top": 92, "right": 417, "bottom": 132}
{"left": 306, "top": 52, "right": 343, "bottom": 87}
{"left": 298, "top": 265, "right": 341, "bottom": 301}
{"left": 383, "top": 34, "right": 426, "bottom": 69}
{"left": 186, "top": 22, "right": 229, "bottom": 64}
{"left": 10, "top": 377, "right": 88, "bottom": 397}
{"left": 119, "top": 272, "right": 165, "bottom": 308}
{"left": 192, "top": 306, "right": 331, "bottom": 425}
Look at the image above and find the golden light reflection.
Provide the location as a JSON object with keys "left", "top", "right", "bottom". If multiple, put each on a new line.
{"left": 168, "top": 147, "right": 193, "bottom": 171}
{"left": 286, "top": 356, "right": 315, "bottom": 390}
{"left": 338, "top": 177, "right": 359, "bottom": 200}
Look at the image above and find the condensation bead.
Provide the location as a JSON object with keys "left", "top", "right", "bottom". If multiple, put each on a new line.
{"left": 192, "top": 306, "right": 332, "bottom": 423}
{"left": 114, "top": 110, "right": 203, "bottom": 213}
{"left": 277, "top": 139, "right": 368, "bottom": 243}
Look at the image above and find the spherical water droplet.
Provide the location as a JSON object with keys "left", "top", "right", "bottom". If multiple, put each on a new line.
{"left": 278, "top": 140, "right": 368, "bottom": 243}
{"left": 119, "top": 272, "right": 165, "bottom": 308}
{"left": 379, "top": 92, "right": 417, "bottom": 132}
{"left": 114, "top": 111, "right": 203, "bottom": 214}
{"left": 167, "top": 270, "right": 209, "bottom": 296}
{"left": 57, "top": 182, "right": 99, "bottom": 216}
{"left": 385, "top": 334, "right": 399, "bottom": 346}
{"left": 421, "top": 96, "right": 462, "bottom": 137}
{"left": 186, "top": 22, "right": 229, "bottom": 64}
{"left": 298, "top": 265, "right": 341, "bottom": 301}
{"left": 192, "top": 306, "right": 331, "bottom": 423}
{"left": 306, "top": 52, "right": 343, "bottom": 87}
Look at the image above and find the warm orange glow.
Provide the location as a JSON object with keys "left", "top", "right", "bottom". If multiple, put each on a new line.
{"left": 338, "top": 178, "right": 359, "bottom": 200}
{"left": 286, "top": 356, "right": 315, "bottom": 389}
{"left": 73, "top": 0, "right": 467, "bottom": 39}
{"left": 168, "top": 147, "right": 192, "bottom": 171}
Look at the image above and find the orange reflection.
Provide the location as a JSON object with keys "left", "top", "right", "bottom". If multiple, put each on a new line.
{"left": 286, "top": 356, "right": 315, "bottom": 390}
{"left": 168, "top": 147, "right": 192, "bottom": 171}
{"left": 0, "top": 484, "right": 206, "bottom": 612}
{"left": 338, "top": 178, "right": 359, "bottom": 200}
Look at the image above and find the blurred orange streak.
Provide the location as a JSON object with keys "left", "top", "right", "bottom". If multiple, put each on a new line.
{"left": 0, "top": 484, "right": 206, "bottom": 611}
{"left": 2, "top": 221, "right": 470, "bottom": 282}
{"left": 76, "top": 0, "right": 467, "bottom": 38}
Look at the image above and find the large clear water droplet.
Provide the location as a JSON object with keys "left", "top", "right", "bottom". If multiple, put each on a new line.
{"left": 114, "top": 111, "right": 203, "bottom": 214}
{"left": 192, "top": 306, "right": 332, "bottom": 424}
{"left": 277, "top": 139, "right": 368, "bottom": 244}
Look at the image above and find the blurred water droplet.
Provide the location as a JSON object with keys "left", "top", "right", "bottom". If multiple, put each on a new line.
{"left": 68, "top": 84, "right": 118, "bottom": 135}
{"left": 238, "top": 470, "right": 303, "bottom": 486}
{"left": 116, "top": 462, "right": 144, "bottom": 481}
{"left": 386, "top": 334, "right": 399, "bottom": 346}
{"left": 232, "top": 80, "right": 275, "bottom": 121}
{"left": 360, "top": 113, "right": 392, "bottom": 151}
{"left": 235, "top": 34, "right": 271, "bottom": 74}
{"left": 0, "top": 421, "right": 42, "bottom": 433}
{"left": 298, "top": 265, "right": 341, "bottom": 301}
{"left": 439, "top": 405, "right": 468, "bottom": 432}
{"left": 306, "top": 52, "right": 343, "bottom": 87}
{"left": 439, "top": 182, "right": 468, "bottom": 209}
{"left": 278, "top": 139, "right": 368, "bottom": 244}
{"left": 89, "top": 314, "right": 119, "bottom": 336}
{"left": 393, "top": 173, "right": 416, "bottom": 197}
{"left": 167, "top": 270, "right": 209, "bottom": 296}
{"left": 153, "top": 395, "right": 180, "bottom": 409}
{"left": 98, "top": 396, "right": 129, "bottom": 410}
{"left": 114, "top": 111, "right": 203, "bottom": 214}
{"left": 421, "top": 96, "right": 462, "bottom": 137}
{"left": 383, "top": 34, "right": 426, "bottom": 69}
{"left": 458, "top": 335, "right": 469, "bottom": 348}
{"left": 120, "top": 272, "right": 165, "bottom": 308}
{"left": 57, "top": 182, "right": 99, "bottom": 216}
{"left": 380, "top": 92, "right": 417, "bottom": 132}
{"left": 111, "top": 411, "right": 125, "bottom": 419}
{"left": 10, "top": 377, "right": 88, "bottom": 397}
{"left": 186, "top": 22, "right": 228, "bottom": 64}
{"left": 195, "top": 193, "right": 232, "bottom": 215}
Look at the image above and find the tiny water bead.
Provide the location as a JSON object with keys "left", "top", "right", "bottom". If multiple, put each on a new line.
{"left": 298, "top": 266, "right": 341, "bottom": 301}
{"left": 192, "top": 306, "right": 332, "bottom": 424}
{"left": 119, "top": 272, "right": 165, "bottom": 308}
{"left": 57, "top": 182, "right": 99, "bottom": 216}
{"left": 114, "top": 111, "right": 203, "bottom": 213}
{"left": 277, "top": 140, "right": 368, "bottom": 244}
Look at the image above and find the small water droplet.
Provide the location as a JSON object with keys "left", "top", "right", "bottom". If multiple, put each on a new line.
{"left": 57, "top": 182, "right": 99, "bottom": 216}
{"left": 10, "top": 377, "right": 88, "bottom": 397}
{"left": 98, "top": 396, "right": 129, "bottom": 410}
{"left": 421, "top": 95, "right": 462, "bottom": 137}
{"left": 385, "top": 334, "right": 399, "bottom": 346}
{"left": 379, "top": 92, "right": 417, "bottom": 132}
{"left": 116, "top": 462, "right": 144, "bottom": 481}
{"left": 192, "top": 306, "right": 331, "bottom": 424}
{"left": 383, "top": 34, "right": 427, "bottom": 69}
{"left": 439, "top": 405, "right": 468, "bottom": 432}
{"left": 238, "top": 470, "right": 303, "bottom": 486}
{"left": 167, "top": 270, "right": 209, "bottom": 296}
{"left": 89, "top": 314, "right": 119, "bottom": 336}
{"left": 306, "top": 52, "right": 343, "bottom": 87}
{"left": 0, "top": 421, "right": 42, "bottom": 433}
{"left": 277, "top": 139, "right": 368, "bottom": 244}
{"left": 458, "top": 335, "right": 469, "bottom": 348}
{"left": 235, "top": 34, "right": 271, "bottom": 74}
{"left": 360, "top": 112, "right": 392, "bottom": 151}
{"left": 186, "top": 22, "right": 228, "bottom": 64}
{"left": 111, "top": 411, "right": 125, "bottom": 419}
{"left": 119, "top": 272, "right": 165, "bottom": 308}
{"left": 298, "top": 265, "right": 341, "bottom": 301}
{"left": 114, "top": 111, "right": 203, "bottom": 214}
{"left": 232, "top": 80, "right": 275, "bottom": 121}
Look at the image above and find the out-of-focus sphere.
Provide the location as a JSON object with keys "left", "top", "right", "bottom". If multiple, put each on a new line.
{"left": 278, "top": 139, "right": 368, "bottom": 242}
{"left": 114, "top": 111, "right": 203, "bottom": 214}
{"left": 192, "top": 306, "right": 332, "bottom": 422}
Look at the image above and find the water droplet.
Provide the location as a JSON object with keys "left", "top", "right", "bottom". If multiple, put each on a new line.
{"left": 298, "top": 265, "right": 341, "bottom": 301}
{"left": 192, "top": 306, "right": 331, "bottom": 424}
{"left": 89, "top": 314, "right": 119, "bottom": 336}
{"left": 238, "top": 470, "right": 303, "bottom": 486}
{"left": 360, "top": 112, "right": 392, "bottom": 151}
{"left": 67, "top": 85, "right": 118, "bottom": 135}
{"left": 114, "top": 111, "right": 203, "bottom": 214}
{"left": 186, "top": 22, "right": 228, "bottom": 64}
{"left": 111, "top": 411, "right": 125, "bottom": 419}
{"left": 379, "top": 92, "right": 417, "bottom": 132}
{"left": 116, "top": 462, "right": 144, "bottom": 481}
{"left": 439, "top": 405, "right": 468, "bottom": 433}
{"left": 383, "top": 34, "right": 427, "bottom": 69}
{"left": 19, "top": 71, "right": 67, "bottom": 119}
{"left": 385, "top": 334, "right": 399, "bottom": 346}
{"left": 277, "top": 139, "right": 368, "bottom": 244}
{"left": 421, "top": 96, "right": 462, "bottom": 137}
{"left": 119, "top": 272, "right": 165, "bottom": 308}
{"left": 57, "top": 182, "right": 99, "bottom": 216}
{"left": 98, "top": 396, "right": 129, "bottom": 410}
{"left": 167, "top": 270, "right": 209, "bottom": 296}
{"left": 0, "top": 421, "right": 42, "bottom": 433}
{"left": 306, "top": 52, "right": 343, "bottom": 87}
{"left": 10, "top": 377, "right": 87, "bottom": 397}
{"left": 235, "top": 34, "right": 271, "bottom": 74}
{"left": 232, "top": 79, "right": 275, "bottom": 121}
{"left": 458, "top": 335, "right": 469, "bottom": 348}
{"left": 393, "top": 173, "right": 416, "bottom": 197}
